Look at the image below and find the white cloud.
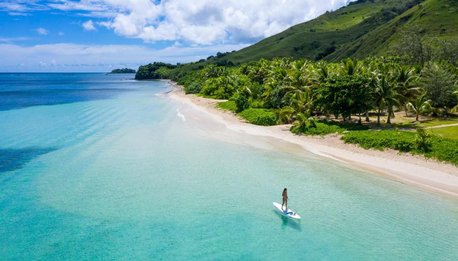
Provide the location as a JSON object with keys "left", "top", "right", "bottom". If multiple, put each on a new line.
{"left": 82, "top": 20, "right": 96, "bottom": 31}
{"left": 0, "top": 37, "right": 30, "bottom": 43}
{"left": 36, "top": 27, "right": 48, "bottom": 35}
{"left": 40, "top": 0, "right": 354, "bottom": 45}
{"left": 0, "top": 43, "right": 248, "bottom": 72}
{"left": 0, "top": 0, "right": 48, "bottom": 14}
{"left": 48, "top": 0, "right": 105, "bottom": 12}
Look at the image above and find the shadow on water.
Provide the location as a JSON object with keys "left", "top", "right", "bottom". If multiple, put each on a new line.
{"left": 0, "top": 147, "right": 56, "bottom": 173}
{"left": 273, "top": 210, "right": 302, "bottom": 231}
{"left": 0, "top": 89, "right": 129, "bottom": 111}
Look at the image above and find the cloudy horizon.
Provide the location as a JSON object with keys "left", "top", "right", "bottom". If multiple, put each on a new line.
{"left": 0, "top": 0, "right": 354, "bottom": 72}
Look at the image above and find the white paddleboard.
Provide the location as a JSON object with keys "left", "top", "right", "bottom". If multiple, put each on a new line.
{"left": 273, "top": 202, "right": 301, "bottom": 220}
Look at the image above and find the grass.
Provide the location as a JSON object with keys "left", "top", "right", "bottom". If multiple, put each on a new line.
{"left": 418, "top": 118, "right": 458, "bottom": 127}
{"left": 217, "top": 100, "right": 237, "bottom": 112}
{"left": 429, "top": 126, "right": 458, "bottom": 140}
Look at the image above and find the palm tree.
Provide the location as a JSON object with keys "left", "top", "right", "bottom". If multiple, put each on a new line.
{"left": 262, "top": 60, "right": 289, "bottom": 108}
{"left": 369, "top": 60, "right": 408, "bottom": 125}
{"left": 290, "top": 113, "right": 314, "bottom": 134}
{"left": 394, "top": 65, "right": 420, "bottom": 116}
{"left": 406, "top": 92, "right": 432, "bottom": 121}
{"left": 340, "top": 58, "right": 360, "bottom": 76}
{"left": 278, "top": 106, "right": 295, "bottom": 124}
{"left": 372, "top": 70, "right": 401, "bottom": 125}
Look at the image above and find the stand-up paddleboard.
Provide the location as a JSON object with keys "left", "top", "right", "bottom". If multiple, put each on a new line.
{"left": 273, "top": 202, "right": 301, "bottom": 220}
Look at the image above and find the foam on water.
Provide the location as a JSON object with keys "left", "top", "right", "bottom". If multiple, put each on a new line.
{"left": 0, "top": 74, "right": 457, "bottom": 260}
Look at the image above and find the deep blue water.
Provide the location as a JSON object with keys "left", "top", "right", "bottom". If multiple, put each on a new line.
{"left": 0, "top": 73, "right": 137, "bottom": 111}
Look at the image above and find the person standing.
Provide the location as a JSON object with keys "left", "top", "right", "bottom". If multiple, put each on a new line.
{"left": 282, "top": 188, "right": 288, "bottom": 211}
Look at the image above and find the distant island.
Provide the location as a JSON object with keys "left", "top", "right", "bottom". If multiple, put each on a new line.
{"left": 110, "top": 68, "right": 136, "bottom": 74}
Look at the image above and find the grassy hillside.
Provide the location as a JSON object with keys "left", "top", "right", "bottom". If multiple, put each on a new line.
{"left": 136, "top": 0, "right": 458, "bottom": 79}
{"left": 219, "top": 0, "right": 457, "bottom": 63}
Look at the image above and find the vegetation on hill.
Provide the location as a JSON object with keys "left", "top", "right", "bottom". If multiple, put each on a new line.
{"left": 135, "top": 62, "right": 177, "bottom": 79}
{"left": 110, "top": 68, "right": 136, "bottom": 73}
{"left": 133, "top": 0, "right": 458, "bottom": 164}
{"left": 221, "top": 0, "right": 458, "bottom": 64}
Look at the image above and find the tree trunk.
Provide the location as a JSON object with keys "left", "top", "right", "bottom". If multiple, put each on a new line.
{"left": 416, "top": 113, "right": 419, "bottom": 121}
{"left": 377, "top": 108, "right": 381, "bottom": 125}
{"left": 387, "top": 107, "right": 392, "bottom": 124}
{"left": 365, "top": 111, "right": 370, "bottom": 122}
{"left": 387, "top": 104, "right": 393, "bottom": 124}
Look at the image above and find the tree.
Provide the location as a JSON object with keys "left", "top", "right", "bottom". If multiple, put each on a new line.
{"left": 135, "top": 62, "right": 176, "bottom": 79}
{"left": 429, "top": 38, "right": 458, "bottom": 66}
{"left": 316, "top": 75, "right": 371, "bottom": 121}
{"left": 406, "top": 92, "right": 432, "bottom": 121}
{"left": 393, "top": 65, "right": 419, "bottom": 116}
{"left": 390, "top": 26, "right": 430, "bottom": 65}
{"left": 420, "top": 62, "right": 458, "bottom": 114}
{"left": 234, "top": 87, "right": 251, "bottom": 113}
{"left": 372, "top": 70, "right": 400, "bottom": 125}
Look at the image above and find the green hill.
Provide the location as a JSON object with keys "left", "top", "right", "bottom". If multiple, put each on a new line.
{"left": 220, "top": 0, "right": 458, "bottom": 63}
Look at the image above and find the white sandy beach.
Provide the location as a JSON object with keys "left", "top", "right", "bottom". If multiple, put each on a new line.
{"left": 167, "top": 81, "right": 458, "bottom": 198}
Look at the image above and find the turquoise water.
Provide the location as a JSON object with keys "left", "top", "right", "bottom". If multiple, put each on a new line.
{"left": 1, "top": 73, "right": 457, "bottom": 260}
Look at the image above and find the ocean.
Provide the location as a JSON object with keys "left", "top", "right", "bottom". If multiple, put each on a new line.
{"left": 0, "top": 73, "right": 457, "bottom": 260}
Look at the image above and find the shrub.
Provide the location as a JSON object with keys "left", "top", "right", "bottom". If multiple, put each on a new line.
{"left": 415, "top": 128, "right": 432, "bottom": 152}
{"left": 185, "top": 82, "right": 202, "bottom": 94}
{"left": 427, "top": 137, "right": 458, "bottom": 165}
{"left": 342, "top": 130, "right": 458, "bottom": 165}
{"left": 239, "top": 108, "right": 277, "bottom": 126}
{"left": 291, "top": 119, "right": 368, "bottom": 136}
{"left": 234, "top": 92, "right": 250, "bottom": 112}
{"left": 342, "top": 130, "right": 416, "bottom": 151}
{"left": 303, "top": 122, "right": 343, "bottom": 135}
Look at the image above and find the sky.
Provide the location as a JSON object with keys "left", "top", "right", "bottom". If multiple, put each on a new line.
{"left": 0, "top": 0, "right": 354, "bottom": 72}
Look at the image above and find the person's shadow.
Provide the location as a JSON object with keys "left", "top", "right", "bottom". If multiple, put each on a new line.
{"left": 273, "top": 210, "right": 302, "bottom": 231}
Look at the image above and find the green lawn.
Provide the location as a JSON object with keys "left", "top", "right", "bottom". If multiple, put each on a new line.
{"left": 419, "top": 118, "right": 458, "bottom": 127}
{"left": 429, "top": 126, "right": 458, "bottom": 140}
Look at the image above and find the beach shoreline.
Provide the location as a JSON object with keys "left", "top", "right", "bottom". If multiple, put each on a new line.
{"left": 167, "top": 81, "right": 458, "bottom": 198}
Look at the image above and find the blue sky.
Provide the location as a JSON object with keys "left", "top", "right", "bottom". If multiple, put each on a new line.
{"left": 0, "top": 0, "right": 353, "bottom": 72}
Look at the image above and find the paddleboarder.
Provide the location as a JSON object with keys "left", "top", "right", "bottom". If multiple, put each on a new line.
{"left": 282, "top": 188, "right": 288, "bottom": 212}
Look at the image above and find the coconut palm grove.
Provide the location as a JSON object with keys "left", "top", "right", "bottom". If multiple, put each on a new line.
{"left": 135, "top": 44, "right": 458, "bottom": 166}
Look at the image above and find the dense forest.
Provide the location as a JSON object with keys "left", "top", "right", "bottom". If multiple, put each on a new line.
{"left": 137, "top": 48, "right": 458, "bottom": 126}
{"left": 110, "top": 68, "right": 136, "bottom": 74}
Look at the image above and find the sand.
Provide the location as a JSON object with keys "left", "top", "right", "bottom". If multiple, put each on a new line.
{"left": 167, "top": 81, "right": 458, "bottom": 198}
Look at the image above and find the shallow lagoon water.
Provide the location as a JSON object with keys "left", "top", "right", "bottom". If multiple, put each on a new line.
{"left": 1, "top": 74, "right": 457, "bottom": 260}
